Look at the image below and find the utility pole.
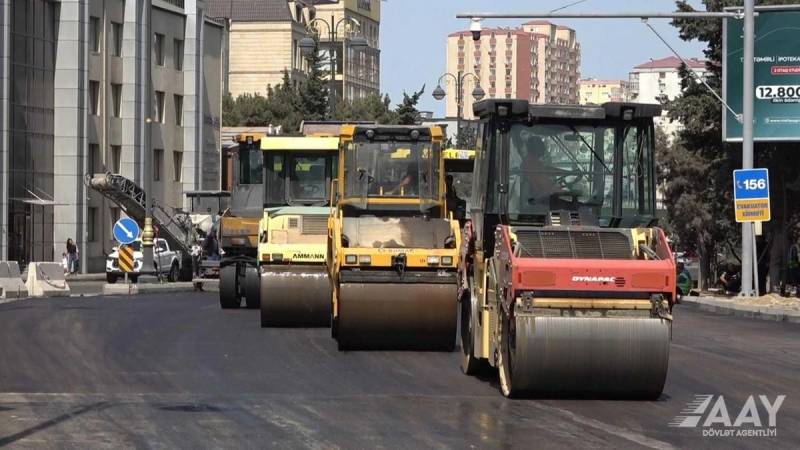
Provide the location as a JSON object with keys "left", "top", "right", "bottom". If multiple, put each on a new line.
{"left": 740, "top": 0, "right": 756, "bottom": 297}
{"left": 140, "top": 0, "right": 158, "bottom": 284}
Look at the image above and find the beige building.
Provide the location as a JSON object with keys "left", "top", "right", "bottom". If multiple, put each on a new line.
{"left": 579, "top": 79, "right": 629, "bottom": 105}
{"left": 446, "top": 20, "right": 580, "bottom": 119}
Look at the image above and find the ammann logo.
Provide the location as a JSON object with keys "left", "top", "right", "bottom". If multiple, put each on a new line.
{"left": 571, "top": 275, "right": 616, "bottom": 283}
{"left": 292, "top": 253, "right": 325, "bottom": 260}
{"left": 670, "top": 394, "right": 785, "bottom": 438}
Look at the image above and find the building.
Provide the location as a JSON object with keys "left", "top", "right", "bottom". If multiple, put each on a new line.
{"left": 0, "top": 0, "right": 224, "bottom": 272}
{"left": 629, "top": 56, "right": 708, "bottom": 136}
{"left": 313, "top": 0, "right": 380, "bottom": 100}
{"left": 207, "top": 0, "right": 380, "bottom": 101}
{"left": 446, "top": 20, "right": 580, "bottom": 120}
{"left": 579, "top": 79, "right": 629, "bottom": 105}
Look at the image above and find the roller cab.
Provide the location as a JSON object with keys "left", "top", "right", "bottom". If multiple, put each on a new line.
{"left": 257, "top": 136, "right": 339, "bottom": 327}
{"left": 329, "top": 125, "right": 461, "bottom": 350}
{"left": 461, "top": 100, "right": 675, "bottom": 398}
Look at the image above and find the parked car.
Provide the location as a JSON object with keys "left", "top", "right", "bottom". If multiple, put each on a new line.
{"left": 105, "top": 238, "right": 184, "bottom": 283}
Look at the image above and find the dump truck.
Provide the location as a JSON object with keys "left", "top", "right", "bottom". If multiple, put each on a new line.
{"left": 219, "top": 133, "right": 266, "bottom": 309}
{"left": 327, "top": 125, "right": 461, "bottom": 350}
{"left": 459, "top": 100, "right": 674, "bottom": 398}
{"left": 258, "top": 135, "right": 340, "bottom": 327}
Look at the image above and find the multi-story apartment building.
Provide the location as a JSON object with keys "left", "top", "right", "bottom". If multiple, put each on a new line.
{"left": 207, "top": 0, "right": 315, "bottom": 96}
{"left": 313, "top": 0, "right": 380, "bottom": 100}
{"left": 0, "top": 0, "right": 223, "bottom": 272}
{"left": 446, "top": 20, "right": 580, "bottom": 119}
{"left": 629, "top": 56, "right": 708, "bottom": 136}
{"left": 579, "top": 79, "right": 630, "bottom": 105}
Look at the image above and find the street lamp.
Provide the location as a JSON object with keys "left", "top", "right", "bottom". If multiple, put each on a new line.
{"left": 299, "top": 15, "right": 369, "bottom": 113}
{"left": 432, "top": 71, "right": 484, "bottom": 145}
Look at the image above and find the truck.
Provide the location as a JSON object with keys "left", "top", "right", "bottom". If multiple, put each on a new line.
{"left": 105, "top": 238, "right": 185, "bottom": 283}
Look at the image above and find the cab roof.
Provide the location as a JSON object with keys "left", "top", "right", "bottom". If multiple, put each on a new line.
{"left": 472, "top": 99, "right": 662, "bottom": 120}
{"left": 260, "top": 136, "right": 339, "bottom": 151}
{"left": 340, "top": 124, "right": 444, "bottom": 141}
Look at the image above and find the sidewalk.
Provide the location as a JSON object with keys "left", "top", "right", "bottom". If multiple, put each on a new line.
{"left": 681, "top": 293, "right": 800, "bottom": 323}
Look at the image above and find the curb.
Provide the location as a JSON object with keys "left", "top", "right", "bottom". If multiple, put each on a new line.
{"left": 102, "top": 281, "right": 219, "bottom": 296}
{"left": 681, "top": 296, "right": 800, "bottom": 324}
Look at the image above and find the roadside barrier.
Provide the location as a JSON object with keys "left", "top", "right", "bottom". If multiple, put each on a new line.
{"left": 0, "top": 261, "right": 28, "bottom": 299}
{"left": 25, "top": 262, "right": 71, "bottom": 297}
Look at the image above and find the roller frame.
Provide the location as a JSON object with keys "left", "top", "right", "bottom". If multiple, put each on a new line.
{"left": 260, "top": 265, "right": 331, "bottom": 327}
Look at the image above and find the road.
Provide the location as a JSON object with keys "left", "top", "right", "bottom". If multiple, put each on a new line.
{"left": 0, "top": 293, "right": 798, "bottom": 449}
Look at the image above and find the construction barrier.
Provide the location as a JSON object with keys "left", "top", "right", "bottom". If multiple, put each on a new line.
{"left": 25, "top": 262, "right": 71, "bottom": 297}
{"left": 0, "top": 261, "right": 28, "bottom": 299}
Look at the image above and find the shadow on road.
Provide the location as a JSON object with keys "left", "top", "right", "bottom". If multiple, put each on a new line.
{"left": 0, "top": 401, "right": 111, "bottom": 447}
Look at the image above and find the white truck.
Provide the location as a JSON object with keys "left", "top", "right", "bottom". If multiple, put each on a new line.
{"left": 105, "top": 238, "right": 186, "bottom": 283}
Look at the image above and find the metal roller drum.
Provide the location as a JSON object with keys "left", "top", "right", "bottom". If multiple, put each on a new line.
{"left": 336, "top": 283, "right": 457, "bottom": 351}
{"left": 503, "top": 315, "right": 671, "bottom": 398}
{"left": 260, "top": 266, "right": 331, "bottom": 327}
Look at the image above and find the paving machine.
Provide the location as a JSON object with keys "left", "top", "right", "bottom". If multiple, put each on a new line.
{"left": 328, "top": 125, "right": 461, "bottom": 350}
{"left": 219, "top": 133, "right": 266, "bottom": 309}
{"left": 460, "top": 100, "right": 675, "bottom": 398}
{"left": 258, "top": 136, "right": 339, "bottom": 327}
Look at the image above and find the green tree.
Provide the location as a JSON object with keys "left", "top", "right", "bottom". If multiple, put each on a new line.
{"left": 298, "top": 39, "right": 329, "bottom": 121}
{"left": 333, "top": 93, "right": 397, "bottom": 124}
{"left": 222, "top": 92, "right": 239, "bottom": 126}
{"left": 265, "top": 70, "right": 303, "bottom": 133}
{"left": 395, "top": 85, "right": 425, "bottom": 125}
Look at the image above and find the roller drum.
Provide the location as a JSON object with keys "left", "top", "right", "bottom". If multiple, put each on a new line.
{"left": 260, "top": 265, "right": 331, "bottom": 327}
{"left": 506, "top": 315, "right": 670, "bottom": 398}
{"left": 337, "top": 283, "right": 457, "bottom": 351}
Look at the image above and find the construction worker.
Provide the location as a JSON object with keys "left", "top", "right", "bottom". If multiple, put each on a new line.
{"left": 676, "top": 262, "right": 692, "bottom": 298}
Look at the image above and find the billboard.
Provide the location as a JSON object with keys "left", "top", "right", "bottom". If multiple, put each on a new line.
{"left": 723, "top": 9, "right": 800, "bottom": 142}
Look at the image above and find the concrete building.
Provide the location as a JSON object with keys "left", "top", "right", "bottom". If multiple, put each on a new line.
{"left": 0, "top": 0, "right": 224, "bottom": 271}
{"left": 207, "top": 0, "right": 315, "bottom": 97}
{"left": 579, "top": 79, "right": 629, "bottom": 105}
{"left": 629, "top": 56, "right": 708, "bottom": 136}
{"left": 446, "top": 20, "right": 580, "bottom": 120}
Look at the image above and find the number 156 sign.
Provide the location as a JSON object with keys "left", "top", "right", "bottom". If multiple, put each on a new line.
{"left": 733, "top": 169, "right": 771, "bottom": 223}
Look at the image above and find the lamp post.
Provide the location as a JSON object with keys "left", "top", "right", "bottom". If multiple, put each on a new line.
{"left": 139, "top": 0, "right": 158, "bottom": 284}
{"left": 298, "top": 15, "right": 368, "bottom": 113}
{"left": 432, "top": 71, "right": 485, "bottom": 146}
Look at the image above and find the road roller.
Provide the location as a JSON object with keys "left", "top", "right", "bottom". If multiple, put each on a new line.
{"left": 219, "top": 133, "right": 267, "bottom": 310}
{"left": 257, "top": 135, "right": 340, "bottom": 327}
{"left": 328, "top": 125, "right": 462, "bottom": 351}
{"left": 459, "top": 100, "right": 675, "bottom": 398}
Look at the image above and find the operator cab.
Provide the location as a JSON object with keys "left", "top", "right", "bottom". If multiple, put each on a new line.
{"left": 472, "top": 100, "right": 660, "bottom": 231}
{"left": 232, "top": 133, "right": 267, "bottom": 217}
{"left": 261, "top": 137, "right": 339, "bottom": 208}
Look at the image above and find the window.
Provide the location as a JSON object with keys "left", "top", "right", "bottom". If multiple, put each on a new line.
{"left": 88, "top": 207, "right": 97, "bottom": 242}
{"left": 659, "top": 72, "right": 666, "bottom": 79}
{"left": 154, "top": 33, "right": 165, "bottom": 66}
{"left": 154, "top": 91, "right": 165, "bottom": 123}
{"left": 110, "top": 207, "right": 121, "bottom": 229}
{"left": 110, "top": 145, "right": 121, "bottom": 173}
{"left": 90, "top": 17, "right": 101, "bottom": 52}
{"left": 173, "top": 150, "right": 183, "bottom": 182}
{"left": 111, "top": 83, "right": 122, "bottom": 117}
{"left": 174, "top": 39, "right": 183, "bottom": 70}
{"left": 89, "top": 80, "right": 100, "bottom": 115}
{"left": 88, "top": 144, "right": 99, "bottom": 175}
{"left": 110, "top": 22, "right": 122, "bottom": 57}
{"left": 154, "top": 149, "right": 163, "bottom": 181}
{"left": 174, "top": 94, "right": 183, "bottom": 125}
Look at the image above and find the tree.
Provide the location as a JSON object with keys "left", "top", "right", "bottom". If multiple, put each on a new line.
{"left": 298, "top": 39, "right": 329, "bottom": 121}
{"left": 333, "top": 93, "right": 397, "bottom": 124}
{"left": 395, "top": 85, "right": 425, "bottom": 125}
{"left": 222, "top": 92, "right": 239, "bottom": 126}
{"left": 264, "top": 71, "right": 303, "bottom": 133}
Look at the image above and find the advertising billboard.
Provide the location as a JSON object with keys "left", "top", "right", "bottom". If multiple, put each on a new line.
{"left": 723, "top": 9, "right": 800, "bottom": 141}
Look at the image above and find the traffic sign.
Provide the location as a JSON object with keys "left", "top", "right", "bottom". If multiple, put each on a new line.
{"left": 113, "top": 217, "right": 140, "bottom": 245}
{"left": 733, "top": 168, "right": 771, "bottom": 222}
{"left": 118, "top": 245, "right": 135, "bottom": 273}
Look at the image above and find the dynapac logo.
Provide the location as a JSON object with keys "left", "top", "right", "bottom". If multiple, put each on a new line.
{"left": 571, "top": 275, "right": 617, "bottom": 283}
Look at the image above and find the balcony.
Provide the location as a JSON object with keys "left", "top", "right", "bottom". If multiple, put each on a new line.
{"left": 157, "top": 0, "right": 184, "bottom": 8}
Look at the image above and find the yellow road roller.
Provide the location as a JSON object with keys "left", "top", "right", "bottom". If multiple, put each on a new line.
{"left": 460, "top": 100, "right": 674, "bottom": 398}
{"left": 327, "top": 125, "right": 461, "bottom": 350}
{"left": 258, "top": 135, "right": 339, "bottom": 327}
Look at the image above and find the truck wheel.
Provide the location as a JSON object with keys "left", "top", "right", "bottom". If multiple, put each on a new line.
{"left": 219, "top": 266, "right": 240, "bottom": 309}
{"left": 168, "top": 262, "right": 180, "bottom": 282}
{"left": 244, "top": 266, "right": 261, "bottom": 309}
{"left": 106, "top": 273, "right": 118, "bottom": 284}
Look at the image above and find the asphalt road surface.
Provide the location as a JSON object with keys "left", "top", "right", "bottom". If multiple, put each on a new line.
{"left": 0, "top": 293, "right": 798, "bottom": 449}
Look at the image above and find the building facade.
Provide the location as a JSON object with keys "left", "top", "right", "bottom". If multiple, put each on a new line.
{"left": 0, "top": 0, "right": 223, "bottom": 271}
{"left": 629, "top": 56, "right": 708, "bottom": 136}
{"left": 446, "top": 20, "right": 580, "bottom": 120}
{"left": 579, "top": 79, "right": 629, "bottom": 105}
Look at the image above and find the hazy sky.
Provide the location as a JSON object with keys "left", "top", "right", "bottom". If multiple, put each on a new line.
{"left": 379, "top": 0, "right": 707, "bottom": 116}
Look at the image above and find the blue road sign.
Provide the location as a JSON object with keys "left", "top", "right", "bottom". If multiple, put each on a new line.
{"left": 113, "top": 217, "right": 140, "bottom": 245}
{"left": 733, "top": 169, "right": 770, "bottom": 222}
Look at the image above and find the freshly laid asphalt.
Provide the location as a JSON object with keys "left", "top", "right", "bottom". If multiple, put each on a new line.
{"left": 0, "top": 293, "right": 798, "bottom": 449}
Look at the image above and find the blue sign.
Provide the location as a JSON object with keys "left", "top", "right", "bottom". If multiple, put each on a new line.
{"left": 733, "top": 169, "right": 770, "bottom": 223}
{"left": 113, "top": 217, "right": 140, "bottom": 245}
